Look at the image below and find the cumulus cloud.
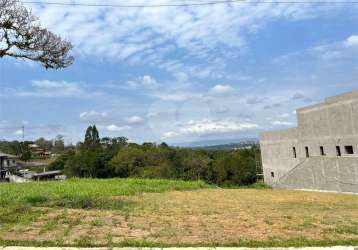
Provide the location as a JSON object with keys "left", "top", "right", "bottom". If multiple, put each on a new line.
{"left": 80, "top": 111, "right": 108, "bottom": 122}
{"left": 126, "top": 75, "right": 158, "bottom": 90}
{"left": 152, "top": 83, "right": 237, "bottom": 102}
{"left": 162, "top": 119, "right": 259, "bottom": 139}
{"left": 106, "top": 124, "right": 131, "bottom": 132}
{"left": 126, "top": 115, "right": 145, "bottom": 125}
{"left": 344, "top": 35, "right": 358, "bottom": 47}
{"left": 209, "top": 84, "right": 235, "bottom": 96}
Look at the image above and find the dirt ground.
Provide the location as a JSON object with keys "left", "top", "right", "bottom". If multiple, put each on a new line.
{"left": 3, "top": 189, "right": 358, "bottom": 245}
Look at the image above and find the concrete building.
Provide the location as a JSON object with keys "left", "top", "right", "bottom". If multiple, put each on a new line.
{"left": 0, "top": 152, "right": 18, "bottom": 181}
{"left": 29, "top": 144, "right": 51, "bottom": 159}
{"left": 260, "top": 91, "right": 358, "bottom": 193}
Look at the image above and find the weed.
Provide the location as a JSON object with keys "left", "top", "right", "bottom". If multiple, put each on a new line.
{"left": 39, "top": 220, "right": 58, "bottom": 235}
{"left": 90, "top": 219, "right": 104, "bottom": 227}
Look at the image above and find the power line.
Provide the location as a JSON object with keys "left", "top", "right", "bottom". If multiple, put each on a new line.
{"left": 20, "top": 0, "right": 242, "bottom": 7}
{"left": 20, "top": 0, "right": 358, "bottom": 7}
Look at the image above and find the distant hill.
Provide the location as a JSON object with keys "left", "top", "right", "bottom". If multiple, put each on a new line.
{"left": 173, "top": 138, "right": 259, "bottom": 150}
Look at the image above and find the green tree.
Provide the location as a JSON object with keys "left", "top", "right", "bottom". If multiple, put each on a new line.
{"left": 49, "top": 149, "right": 75, "bottom": 171}
{"left": 55, "top": 125, "right": 259, "bottom": 186}
{"left": 53, "top": 135, "right": 65, "bottom": 153}
{"left": 84, "top": 125, "right": 100, "bottom": 149}
{"left": 35, "top": 137, "right": 52, "bottom": 151}
{"left": 109, "top": 147, "right": 147, "bottom": 177}
{"left": 19, "top": 142, "right": 32, "bottom": 161}
{"left": 0, "top": 140, "right": 22, "bottom": 155}
{"left": 212, "top": 150, "right": 256, "bottom": 186}
{"left": 64, "top": 149, "right": 104, "bottom": 177}
{"left": 182, "top": 151, "right": 211, "bottom": 181}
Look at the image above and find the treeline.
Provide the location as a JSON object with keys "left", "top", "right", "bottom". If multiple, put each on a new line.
{"left": 49, "top": 125, "right": 259, "bottom": 186}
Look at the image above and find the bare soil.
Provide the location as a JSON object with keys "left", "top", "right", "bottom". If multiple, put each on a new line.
{"left": 2, "top": 189, "right": 358, "bottom": 245}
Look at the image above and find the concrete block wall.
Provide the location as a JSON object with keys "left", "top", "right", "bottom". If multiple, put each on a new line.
{"left": 260, "top": 91, "right": 358, "bottom": 193}
{"left": 275, "top": 156, "right": 358, "bottom": 193}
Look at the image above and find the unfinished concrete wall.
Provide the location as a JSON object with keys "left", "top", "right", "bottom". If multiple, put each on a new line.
{"left": 275, "top": 156, "right": 358, "bottom": 193}
{"left": 260, "top": 91, "right": 358, "bottom": 193}
{"left": 260, "top": 128, "right": 300, "bottom": 185}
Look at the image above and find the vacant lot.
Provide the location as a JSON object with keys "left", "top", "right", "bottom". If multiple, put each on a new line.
{"left": 1, "top": 179, "right": 358, "bottom": 247}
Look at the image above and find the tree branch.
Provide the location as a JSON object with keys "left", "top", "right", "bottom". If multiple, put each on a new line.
{"left": 0, "top": 0, "right": 73, "bottom": 69}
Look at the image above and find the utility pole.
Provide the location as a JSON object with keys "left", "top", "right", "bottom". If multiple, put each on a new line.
{"left": 21, "top": 125, "right": 25, "bottom": 142}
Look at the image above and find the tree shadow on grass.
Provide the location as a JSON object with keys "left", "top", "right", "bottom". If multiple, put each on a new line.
{"left": 24, "top": 194, "right": 134, "bottom": 210}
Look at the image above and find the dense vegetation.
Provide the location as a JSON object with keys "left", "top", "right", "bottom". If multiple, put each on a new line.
{"left": 0, "top": 125, "right": 259, "bottom": 186}
{"left": 47, "top": 125, "right": 259, "bottom": 186}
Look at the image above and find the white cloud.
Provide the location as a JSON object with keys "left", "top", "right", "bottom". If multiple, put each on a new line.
{"left": 15, "top": 80, "right": 99, "bottom": 98}
{"left": 209, "top": 84, "right": 235, "bottom": 96}
{"left": 275, "top": 35, "right": 358, "bottom": 64}
{"left": 214, "top": 107, "right": 230, "bottom": 114}
{"left": 80, "top": 111, "right": 108, "bottom": 122}
{"left": 0, "top": 120, "right": 65, "bottom": 141}
{"left": 106, "top": 124, "right": 131, "bottom": 132}
{"left": 271, "top": 120, "right": 294, "bottom": 126}
{"left": 162, "top": 119, "right": 259, "bottom": 139}
{"left": 126, "top": 75, "right": 158, "bottom": 90}
{"left": 344, "top": 35, "right": 358, "bottom": 47}
{"left": 28, "top": 1, "right": 337, "bottom": 77}
{"left": 279, "top": 113, "right": 290, "bottom": 118}
{"left": 126, "top": 115, "right": 145, "bottom": 125}
{"left": 32, "top": 80, "right": 67, "bottom": 88}
{"left": 291, "top": 93, "right": 306, "bottom": 100}
{"left": 14, "top": 130, "right": 23, "bottom": 135}
{"left": 246, "top": 96, "right": 266, "bottom": 105}
{"left": 154, "top": 92, "right": 203, "bottom": 101}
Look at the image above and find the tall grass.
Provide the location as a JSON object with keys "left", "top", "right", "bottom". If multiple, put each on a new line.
{"left": 0, "top": 178, "right": 209, "bottom": 209}
{"left": 0, "top": 178, "right": 209, "bottom": 228}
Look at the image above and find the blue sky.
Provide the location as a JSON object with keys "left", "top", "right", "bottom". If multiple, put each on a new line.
{"left": 0, "top": 0, "right": 357, "bottom": 144}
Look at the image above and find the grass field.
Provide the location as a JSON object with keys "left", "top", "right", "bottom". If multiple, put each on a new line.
{"left": 1, "top": 179, "right": 358, "bottom": 247}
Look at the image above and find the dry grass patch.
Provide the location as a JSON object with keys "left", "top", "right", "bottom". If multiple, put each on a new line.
{"left": 2, "top": 188, "right": 358, "bottom": 245}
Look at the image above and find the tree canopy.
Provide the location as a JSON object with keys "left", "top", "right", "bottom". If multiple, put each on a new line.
{"left": 84, "top": 125, "right": 100, "bottom": 149}
{"left": 0, "top": 0, "right": 73, "bottom": 69}
{"left": 46, "top": 125, "right": 260, "bottom": 186}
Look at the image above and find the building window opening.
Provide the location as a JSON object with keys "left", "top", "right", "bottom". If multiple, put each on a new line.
{"left": 271, "top": 172, "right": 275, "bottom": 178}
{"left": 293, "top": 147, "right": 297, "bottom": 158}
{"left": 345, "top": 146, "right": 354, "bottom": 155}
{"left": 336, "top": 146, "right": 341, "bottom": 157}
{"left": 320, "top": 146, "right": 325, "bottom": 156}
{"left": 305, "top": 146, "right": 309, "bottom": 158}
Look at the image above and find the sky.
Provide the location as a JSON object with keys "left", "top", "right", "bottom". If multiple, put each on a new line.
{"left": 0, "top": 0, "right": 357, "bottom": 145}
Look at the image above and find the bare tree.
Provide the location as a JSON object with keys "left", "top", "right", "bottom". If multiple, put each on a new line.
{"left": 0, "top": 0, "right": 73, "bottom": 69}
